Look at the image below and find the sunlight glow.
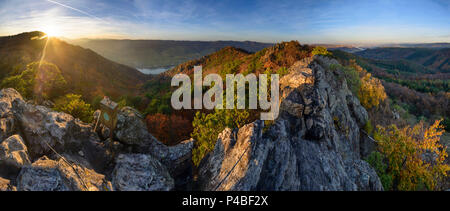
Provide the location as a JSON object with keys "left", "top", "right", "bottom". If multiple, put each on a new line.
{"left": 41, "top": 25, "right": 62, "bottom": 37}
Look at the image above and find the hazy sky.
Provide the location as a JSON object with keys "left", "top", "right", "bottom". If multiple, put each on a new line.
{"left": 0, "top": 0, "right": 449, "bottom": 44}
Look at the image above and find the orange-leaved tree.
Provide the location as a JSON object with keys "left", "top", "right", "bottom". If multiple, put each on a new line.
{"left": 146, "top": 113, "right": 192, "bottom": 146}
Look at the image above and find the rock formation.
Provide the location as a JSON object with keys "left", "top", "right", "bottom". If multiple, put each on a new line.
{"left": 112, "top": 154, "right": 174, "bottom": 191}
{"left": 197, "top": 56, "right": 383, "bottom": 191}
{"left": 0, "top": 55, "right": 384, "bottom": 191}
{"left": 0, "top": 88, "right": 193, "bottom": 191}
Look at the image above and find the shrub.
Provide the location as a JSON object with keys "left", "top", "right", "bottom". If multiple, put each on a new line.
{"left": 220, "top": 59, "right": 243, "bottom": 77}
{"left": 117, "top": 95, "right": 143, "bottom": 110}
{"left": 366, "top": 151, "right": 393, "bottom": 190}
{"left": 341, "top": 60, "right": 387, "bottom": 110}
{"left": 276, "top": 67, "right": 289, "bottom": 77}
{"left": 373, "top": 119, "right": 449, "bottom": 190}
{"left": 341, "top": 65, "right": 361, "bottom": 96}
{"left": 53, "top": 94, "right": 94, "bottom": 122}
{"left": 312, "top": 46, "right": 332, "bottom": 56}
{"left": 358, "top": 72, "right": 387, "bottom": 109}
{"left": 1, "top": 61, "right": 67, "bottom": 100}
{"left": 191, "top": 106, "right": 250, "bottom": 167}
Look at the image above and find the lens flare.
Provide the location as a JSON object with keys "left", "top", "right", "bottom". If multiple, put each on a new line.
{"left": 41, "top": 25, "right": 62, "bottom": 37}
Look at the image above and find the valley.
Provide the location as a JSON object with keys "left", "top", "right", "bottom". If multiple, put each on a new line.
{"left": 0, "top": 31, "right": 449, "bottom": 191}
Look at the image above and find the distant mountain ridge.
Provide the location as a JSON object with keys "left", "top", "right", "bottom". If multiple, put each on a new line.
{"left": 355, "top": 47, "right": 450, "bottom": 73}
{"left": 380, "top": 43, "right": 450, "bottom": 49}
{"left": 0, "top": 31, "right": 147, "bottom": 101}
{"left": 67, "top": 39, "right": 273, "bottom": 69}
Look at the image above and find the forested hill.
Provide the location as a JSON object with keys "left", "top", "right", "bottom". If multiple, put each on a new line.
{"left": 0, "top": 31, "right": 147, "bottom": 101}
{"left": 68, "top": 38, "right": 273, "bottom": 69}
{"left": 164, "top": 41, "right": 313, "bottom": 77}
{"left": 355, "top": 47, "right": 450, "bottom": 73}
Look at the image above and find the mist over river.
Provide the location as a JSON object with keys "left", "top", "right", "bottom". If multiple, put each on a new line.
{"left": 137, "top": 67, "right": 173, "bottom": 74}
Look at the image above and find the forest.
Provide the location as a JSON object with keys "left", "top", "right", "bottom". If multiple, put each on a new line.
{"left": 0, "top": 32, "right": 448, "bottom": 190}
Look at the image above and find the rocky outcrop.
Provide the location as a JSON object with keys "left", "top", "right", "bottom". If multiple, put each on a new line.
{"left": 198, "top": 121, "right": 270, "bottom": 191}
{"left": 16, "top": 102, "right": 98, "bottom": 158}
{"left": 0, "top": 88, "right": 21, "bottom": 141}
{"left": 198, "top": 56, "right": 383, "bottom": 191}
{"left": 0, "top": 88, "right": 190, "bottom": 191}
{"left": 0, "top": 134, "right": 31, "bottom": 178}
{"left": 112, "top": 154, "right": 174, "bottom": 191}
{"left": 17, "top": 156, "right": 112, "bottom": 191}
{"left": 112, "top": 107, "right": 194, "bottom": 178}
{"left": 0, "top": 88, "right": 103, "bottom": 162}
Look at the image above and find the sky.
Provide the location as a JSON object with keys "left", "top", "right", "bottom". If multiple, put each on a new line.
{"left": 0, "top": 0, "right": 449, "bottom": 44}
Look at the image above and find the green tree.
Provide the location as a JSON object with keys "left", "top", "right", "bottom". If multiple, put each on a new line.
{"left": 366, "top": 151, "right": 393, "bottom": 190}
{"left": 311, "top": 46, "right": 332, "bottom": 56}
{"left": 191, "top": 97, "right": 250, "bottom": 166}
{"left": 1, "top": 61, "right": 67, "bottom": 101}
{"left": 53, "top": 94, "right": 94, "bottom": 122}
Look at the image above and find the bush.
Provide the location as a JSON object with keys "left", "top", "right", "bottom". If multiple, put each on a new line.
{"left": 312, "top": 46, "right": 332, "bottom": 56}
{"left": 276, "top": 67, "right": 289, "bottom": 77}
{"left": 191, "top": 106, "right": 250, "bottom": 167}
{"left": 53, "top": 94, "right": 94, "bottom": 122}
{"left": 366, "top": 151, "right": 393, "bottom": 190}
{"left": 341, "top": 65, "right": 361, "bottom": 96}
{"left": 373, "top": 119, "right": 449, "bottom": 190}
{"left": 117, "top": 95, "right": 143, "bottom": 110}
{"left": 341, "top": 60, "right": 387, "bottom": 110}
{"left": 358, "top": 72, "right": 387, "bottom": 109}
{"left": 1, "top": 61, "right": 67, "bottom": 101}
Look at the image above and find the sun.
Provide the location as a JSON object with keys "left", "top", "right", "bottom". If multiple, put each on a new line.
{"left": 41, "top": 25, "right": 62, "bottom": 37}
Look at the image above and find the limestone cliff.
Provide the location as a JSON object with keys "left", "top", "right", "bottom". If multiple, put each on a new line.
{"left": 197, "top": 56, "right": 383, "bottom": 191}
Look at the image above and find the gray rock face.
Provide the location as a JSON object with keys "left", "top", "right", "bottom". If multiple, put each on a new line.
{"left": 0, "top": 89, "right": 22, "bottom": 141}
{"left": 112, "top": 154, "right": 174, "bottom": 191}
{"left": 114, "top": 107, "right": 194, "bottom": 177}
{"left": 199, "top": 121, "right": 271, "bottom": 191}
{"left": 17, "top": 156, "right": 113, "bottom": 191}
{"left": 16, "top": 103, "right": 97, "bottom": 158}
{"left": 198, "top": 56, "right": 383, "bottom": 191}
{"left": 0, "top": 88, "right": 115, "bottom": 176}
{"left": 0, "top": 88, "right": 189, "bottom": 191}
{"left": 115, "top": 107, "right": 149, "bottom": 146}
{"left": 0, "top": 134, "right": 31, "bottom": 177}
{"left": 0, "top": 88, "right": 100, "bottom": 159}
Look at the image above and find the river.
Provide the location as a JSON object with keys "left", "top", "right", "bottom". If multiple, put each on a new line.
{"left": 137, "top": 67, "right": 173, "bottom": 75}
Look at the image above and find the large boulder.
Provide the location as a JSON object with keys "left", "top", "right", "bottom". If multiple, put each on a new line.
{"left": 198, "top": 56, "right": 382, "bottom": 191}
{"left": 112, "top": 154, "right": 174, "bottom": 191}
{"left": 0, "top": 88, "right": 194, "bottom": 191}
{"left": 0, "top": 89, "right": 22, "bottom": 141}
{"left": 114, "top": 107, "right": 151, "bottom": 146}
{"left": 0, "top": 134, "right": 31, "bottom": 178}
{"left": 113, "top": 107, "right": 194, "bottom": 177}
{"left": 0, "top": 88, "right": 112, "bottom": 174}
{"left": 198, "top": 121, "right": 271, "bottom": 191}
{"left": 17, "top": 156, "right": 113, "bottom": 191}
{"left": 15, "top": 103, "right": 98, "bottom": 158}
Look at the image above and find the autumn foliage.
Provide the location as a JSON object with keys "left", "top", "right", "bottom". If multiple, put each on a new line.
{"left": 145, "top": 113, "right": 193, "bottom": 146}
{"left": 347, "top": 60, "right": 387, "bottom": 109}
{"left": 373, "top": 119, "right": 449, "bottom": 190}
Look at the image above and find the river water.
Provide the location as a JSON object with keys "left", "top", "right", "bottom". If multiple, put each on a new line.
{"left": 137, "top": 67, "right": 173, "bottom": 75}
